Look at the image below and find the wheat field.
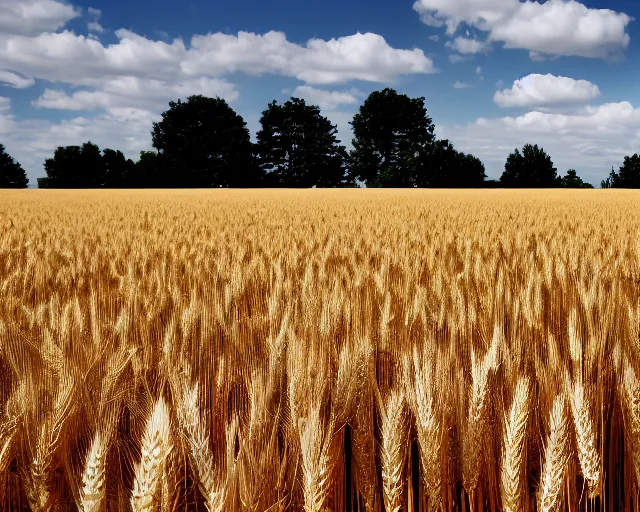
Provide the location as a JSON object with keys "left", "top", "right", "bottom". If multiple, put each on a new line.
{"left": 0, "top": 189, "right": 639, "bottom": 512}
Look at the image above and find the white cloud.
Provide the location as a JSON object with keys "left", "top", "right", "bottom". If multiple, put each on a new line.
{"left": 445, "top": 36, "right": 490, "bottom": 54}
{"left": 87, "top": 7, "right": 101, "bottom": 18}
{"left": 413, "top": 0, "right": 632, "bottom": 59}
{"left": 0, "top": 29, "right": 434, "bottom": 89}
{"left": 0, "top": 0, "right": 80, "bottom": 36}
{"left": 88, "top": 21, "right": 104, "bottom": 33}
{"left": 438, "top": 101, "right": 640, "bottom": 183}
{"left": 453, "top": 81, "right": 473, "bottom": 89}
{"left": 494, "top": 74, "right": 601, "bottom": 108}
{"left": 184, "top": 31, "right": 435, "bottom": 84}
{"left": 291, "top": 85, "right": 360, "bottom": 110}
{"left": 0, "top": 69, "right": 35, "bottom": 88}
{"left": 428, "top": 34, "right": 440, "bottom": 42}
{"left": 33, "top": 76, "right": 239, "bottom": 111}
{"left": 496, "top": 80, "right": 504, "bottom": 88}
{"left": 0, "top": 96, "right": 10, "bottom": 110}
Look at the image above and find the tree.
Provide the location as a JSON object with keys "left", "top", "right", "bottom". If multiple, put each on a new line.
{"left": 0, "top": 144, "right": 28, "bottom": 188}
{"left": 255, "top": 98, "right": 351, "bottom": 187}
{"left": 415, "top": 139, "right": 487, "bottom": 187}
{"left": 44, "top": 142, "right": 105, "bottom": 188}
{"left": 608, "top": 154, "right": 640, "bottom": 188}
{"left": 135, "top": 151, "right": 164, "bottom": 188}
{"left": 102, "top": 148, "right": 136, "bottom": 187}
{"left": 560, "top": 169, "right": 593, "bottom": 188}
{"left": 151, "top": 95, "right": 260, "bottom": 187}
{"left": 500, "top": 144, "right": 559, "bottom": 188}
{"left": 349, "top": 88, "right": 436, "bottom": 187}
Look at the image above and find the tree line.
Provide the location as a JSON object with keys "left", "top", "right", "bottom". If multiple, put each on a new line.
{"left": 1, "top": 88, "right": 639, "bottom": 188}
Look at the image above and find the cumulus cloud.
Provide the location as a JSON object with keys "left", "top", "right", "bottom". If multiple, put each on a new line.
{"left": 184, "top": 31, "right": 435, "bottom": 84}
{"left": 438, "top": 101, "right": 640, "bottom": 183}
{"left": 453, "top": 81, "right": 473, "bottom": 89}
{"left": 33, "top": 76, "right": 239, "bottom": 111}
{"left": 413, "top": 0, "right": 632, "bottom": 59}
{"left": 494, "top": 74, "right": 601, "bottom": 108}
{"left": 0, "top": 29, "right": 434, "bottom": 89}
{"left": 0, "top": 96, "right": 10, "bottom": 110}
{"left": 0, "top": 69, "right": 35, "bottom": 88}
{"left": 429, "top": 34, "right": 440, "bottom": 42}
{"left": 445, "top": 36, "right": 490, "bottom": 54}
{"left": 291, "top": 85, "right": 360, "bottom": 110}
{"left": 0, "top": 0, "right": 80, "bottom": 36}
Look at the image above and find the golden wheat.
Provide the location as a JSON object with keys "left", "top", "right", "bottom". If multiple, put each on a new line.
{"left": 0, "top": 188, "right": 638, "bottom": 511}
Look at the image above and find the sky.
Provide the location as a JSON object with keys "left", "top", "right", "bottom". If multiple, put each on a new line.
{"left": 0, "top": 0, "right": 639, "bottom": 186}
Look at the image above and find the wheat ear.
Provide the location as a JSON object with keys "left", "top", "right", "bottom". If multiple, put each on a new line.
{"left": 379, "top": 390, "right": 407, "bottom": 512}
{"left": 500, "top": 376, "right": 530, "bottom": 512}
{"left": 131, "top": 397, "right": 172, "bottom": 512}
{"left": 462, "top": 333, "right": 498, "bottom": 495}
{"left": 80, "top": 431, "right": 107, "bottom": 512}
{"left": 567, "top": 379, "right": 601, "bottom": 497}
{"left": 538, "top": 394, "right": 570, "bottom": 512}
{"left": 405, "top": 347, "right": 442, "bottom": 510}
{"left": 175, "top": 383, "right": 226, "bottom": 512}
{"left": 622, "top": 361, "right": 640, "bottom": 486}
{"left": 298, "top": 402, "right": 337, "bottom": 512}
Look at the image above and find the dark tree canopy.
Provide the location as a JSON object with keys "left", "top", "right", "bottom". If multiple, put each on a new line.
{"left": 560, "top": 169, "right": 593, "bottom": 189}
{"left": 415, "top": 139, "right": 487, "bottom": 187}
{"left": 44, "top": 142, "right": 137, "bottom": 188}
{"left": 349, "top": 88, "right": 436, "bottom": 187}
{"left": 45, "top": 142, "right": 102, "bottom": 188}
{"left": 0, "top": 144, "right": 28, "bottom": 188}
{"left": 151, "top": 95, "right": 259, "bottom": 187}
{"left": 500, "top": 144, "right": 559, "bottom": 188}
{"left": 255, "top": 98, "right": 351, "bottom": 188}
{"left": 608, "top": 154, "right": 640, "bottom": 188}
{"left": 103, "top": 148, "right": 137, "bottom": 188}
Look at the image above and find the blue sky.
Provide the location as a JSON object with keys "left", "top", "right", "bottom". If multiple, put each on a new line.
{"left": 0, "top": 0, "right": 639, "bottom": 185}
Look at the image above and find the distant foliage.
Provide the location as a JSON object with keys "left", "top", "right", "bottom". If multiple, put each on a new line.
{"left": 416, "top": 139, "right": 487, "bottom": 187}
{"left": 349, "top": 88, "right": 436, "bottom": 187}
{"left": 255, "top": 98, "right": 352, "bottom": 187}
{"left": 607, "top": 154, "right": 640, "bottom": 188}
{"left": 44, "top": 142, "right": 138, "bottom": 188}
{"left": 33, "top": 91, "right": 626, "bottom": 189}
{"left": 0, "top": 144, "right": 28, "bottom": 188}
{"left": 501, "top": 144, "right": 559, "bottom": 188}
{"left": 560, "top": 169, "right": 593, "bottom": 189}
{"left": 151, "top": 95, "right": 259, "bottom": 188}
